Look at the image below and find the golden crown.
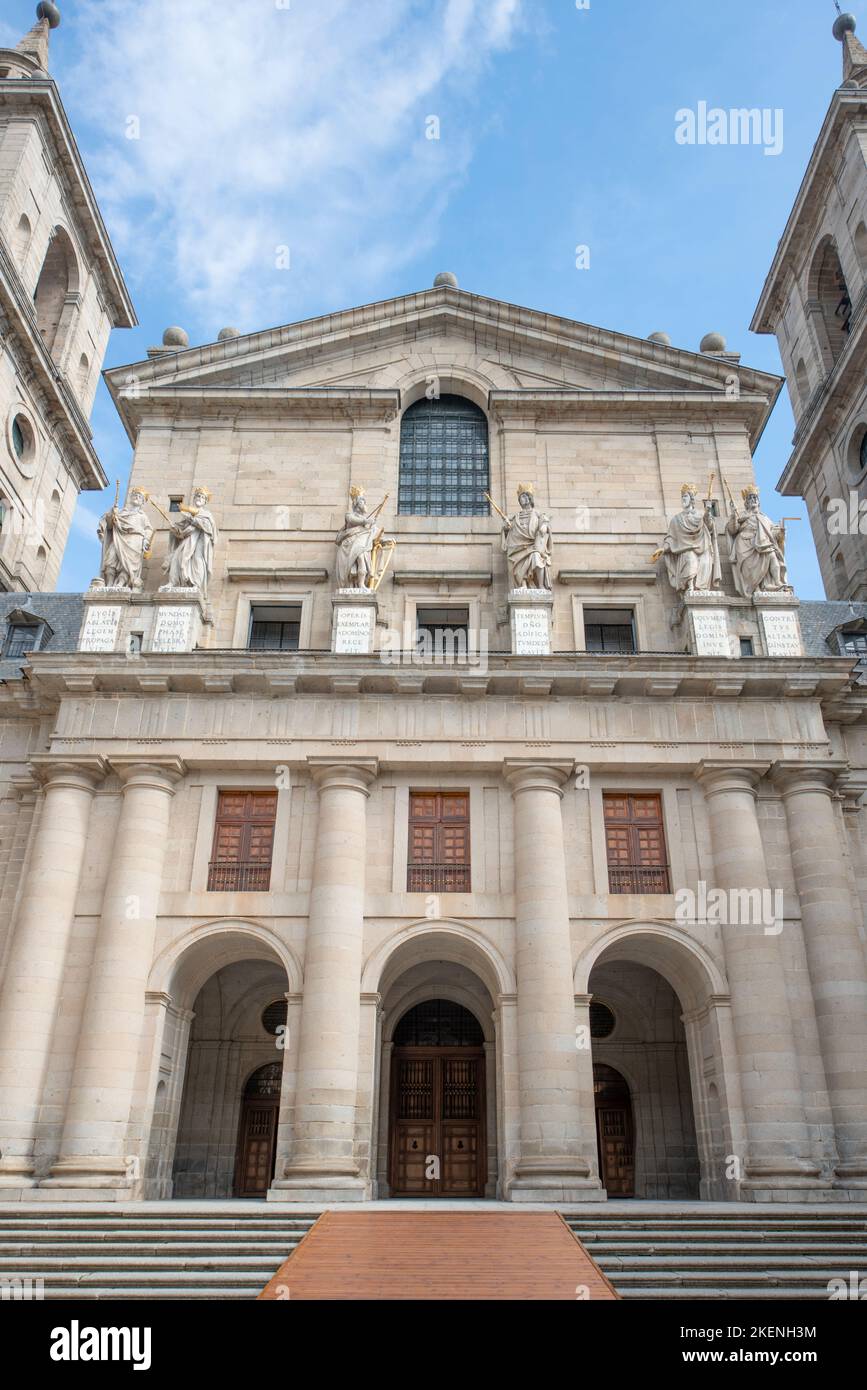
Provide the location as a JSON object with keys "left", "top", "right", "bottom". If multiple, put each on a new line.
{"left": 191, "top": 485, "right": 211, "bottom": 500}
{"left": 681, "top": 482, "right": 699, "bottom": 496}
{"left": 517, "top": 482, "right": 534, "bottom": 497}
{"left": 742, "top": 484, "right": 760, "bottom": 500}
{"left": 129, "top": 486, "right": 150, "bottom": 500}
{"left": 349, "top": 484, "right": 365, "bottom": 499}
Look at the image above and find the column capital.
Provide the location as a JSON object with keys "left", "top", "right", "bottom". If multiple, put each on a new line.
{"left": 503, "top": 759, "right": 574, "bottom": 797}
{"left": 695, "top": 760, "right": 770, "bottom": 798}
{"left": 109, "top": 756, "right": 187, "bottom": 793}
{"left": 307, "top": 757, "right": 378, "bottom": 795}
{"left": 771, "top": 759, "right": 849, "bottom": 800}
{"left": 28, "top": 754, "right": 108, "bottom": 792}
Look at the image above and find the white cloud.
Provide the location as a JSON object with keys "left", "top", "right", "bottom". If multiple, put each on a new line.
{"left": 66, "top": 0, "right": 524, "bottom": 337}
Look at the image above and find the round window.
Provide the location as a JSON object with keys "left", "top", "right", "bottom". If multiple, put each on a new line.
{"left": 7, "top": 413, "right": 36, "bottom": 475}
{"left": 261, "top": 999, "right": 288, "bottom": 1036}
{"left": 590, "top": 1001, "right": 616, "bottom": 1039}
{"left": 860, "top": 430, "right": 867, "bottom": 475}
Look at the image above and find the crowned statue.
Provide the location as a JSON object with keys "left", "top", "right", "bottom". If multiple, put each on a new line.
{"left": 652, "top": 482, "right": 721, "bottom": 595}
{"left": 726, "top": 484, "right": 790, "bottom": 598}
{"left": 495, "top": 483, "right": 553, "bottom": 591}
{"left": 334, "top": 485, "right": 395, "bottom": 591}
{"left": 95, "top": 486, "right": 154, "bottom": 591}
{"left": 160, "top": 486, "right": 217, "bottom": 597}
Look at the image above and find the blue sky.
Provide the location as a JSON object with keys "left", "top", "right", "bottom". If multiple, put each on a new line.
{"left": 2, "top": 0, "right": 852, "bottom": 596}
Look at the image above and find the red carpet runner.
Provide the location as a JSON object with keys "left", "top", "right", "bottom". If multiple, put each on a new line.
{"left": 259, "top": 1210, "right": 618, "bottom": 1300}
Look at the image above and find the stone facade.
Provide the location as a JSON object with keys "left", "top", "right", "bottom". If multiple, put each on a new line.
{"left": 0, "top": 13, "right": 866, "bottom": 1210}
{"left": 0, "top": 18, "right": 135, "bottom": 592}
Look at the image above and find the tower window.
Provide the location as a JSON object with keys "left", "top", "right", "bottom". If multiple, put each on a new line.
{"left": 398, "top": 394, "right": 489, "bottom": 516}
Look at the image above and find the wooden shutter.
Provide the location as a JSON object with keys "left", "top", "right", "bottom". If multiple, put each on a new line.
{"left": 408, "top": 791, "right": 470, "bottom": 891}
{"left": 602, "top": 793, "right": 669, "bottom": 893}
{"left": 209, "top": 791, "right": 277, "bottom": 890}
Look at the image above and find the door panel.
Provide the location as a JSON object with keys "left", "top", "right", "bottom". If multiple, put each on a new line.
{"left": 390, "top": 1048, "right": 485, "bottom": 1197}
{"left": 235, "top": 1101, "right": 278, "bottom": 1197}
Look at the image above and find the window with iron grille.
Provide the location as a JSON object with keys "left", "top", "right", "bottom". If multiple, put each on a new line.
{"left": 407, "top": 790, "right": 470, "bottom": 892}
{"left": 603, "top": 792, "right": 670, "bottom": 894}
{"left": 398, "top": 394, "right": 489, "bottom": 516}
{"left": 393, "top": 999, "right": 483, "bottom": 1047}
{"left": 208, "top": 791, "right": 277, "bottom": 891}
{"left": 584, "top": 608, "right": 636, "bottom": 654}
{"left": 248, "top": 604, "right": 301, "bottom": 652}
{"left": 415, "top": 606, "right": 470, "bottom": 660}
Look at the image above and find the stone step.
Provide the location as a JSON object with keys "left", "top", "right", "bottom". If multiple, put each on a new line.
{"left": 4, "top": 1270, "right": 282, "bottom": 1287}
{"left": 583, "top": 1251, "right": 867, "bottom": 1262}
{"left": 29, "top": 1288, "right": 267, "bottom": 1301}
{"left": 589, "top": 1254, "right": 866, "bottom": 1271}
{"left": 0, "top": 1254, "right": 294, "bottom": 1270}
{"left": 0, "top": 1241, "right": 298, "bottom": 1257}
{"left": 0, "top": 1229, "right": 313, "bottom": 1244}
{"left": 626, "top": 1287, "right": 838, "bottom": 1301}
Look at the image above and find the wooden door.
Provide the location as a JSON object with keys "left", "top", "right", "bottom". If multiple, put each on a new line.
{"left": 594, "top": 1064, "right": 635, "bottom": 1197}
{"left": 234, "top": 1061, "right": 282, "bottom": 1198}
{"left": 390, "top": 1048, "right": 485, "bottom": 1197}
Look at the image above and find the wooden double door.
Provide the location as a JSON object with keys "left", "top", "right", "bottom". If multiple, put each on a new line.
{"left": 390, "top": 1047, "right": 486, "bottom": 1197}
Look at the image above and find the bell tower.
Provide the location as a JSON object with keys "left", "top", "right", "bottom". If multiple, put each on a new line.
{"left": 0, "top": 3, "right": 135, "bottom": 592}
{"left": 752, "top": 7, "right": 867, "bottom": 602}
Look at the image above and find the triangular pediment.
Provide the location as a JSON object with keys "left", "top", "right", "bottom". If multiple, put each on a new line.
{"left": 107, "top": 285, "right": 780, "bottom": 441}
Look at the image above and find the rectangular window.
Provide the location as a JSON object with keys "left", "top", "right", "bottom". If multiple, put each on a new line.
{"left": 5, "top": 623, "right": 45, "bottom": 659}
{"left": 416, "top": 606, "right": 470, "bottom": 660}
{"left": 584, "top": 608, "right": 637, "bottom": 654}
{"left": 168, "top": 497, "right": 183, "bottom": 513}
{"left": 603, "top": 793, "right": 670, "bottom": 894}
{"left": 739, "top": 637, "right": 755, "bottom": 657}
{"left": 407, "top": 790, "right": 471, "bottom": 892}
{"left": 208, "top": 791, "right": 277, "bottom": 891}
{"left": 248, "top": 604, "right": 302, "bottom": 652}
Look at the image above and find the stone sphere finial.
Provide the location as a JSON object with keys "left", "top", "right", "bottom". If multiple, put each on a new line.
{"left": 648, "top": 331, "right": 672, "bottom": 346}
{"left": 833, "top": 12, "right": 857, "bottom": 41}
{"left": 218, "top": 327, "right": 241, "bottom": 341}
{"left": 700, "top": 331, "right": 727, "bottom": 353}
{"left": 433, "top": 271, "right": 459, "bottom": 289}
{"left": 162, "top": 326, "right": 189, "bottom": 348}
{"left": 36, "top": 2, "right": 61, "bottom": 28}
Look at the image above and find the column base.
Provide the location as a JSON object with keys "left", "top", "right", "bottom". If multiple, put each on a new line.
{"left": 506, "top": 1156, "right": 605, "bottom": 1204}
{"left": 272, "top": 1159, "right": 368, "bottom": 1203}
{"left": 0, "top": 1157, "right": 38, "bottom": 1189}
{"left": 739, "top": 1157, "right": 831, "bottom": 1201}
{"left": 41, "top": 1157, "right": 136, "bottom": 1194}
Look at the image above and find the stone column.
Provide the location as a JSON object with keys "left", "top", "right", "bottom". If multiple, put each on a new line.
{"left": 44, "top": 758, "right": 184, "bottom": 1190}
{"left": 277, "top": 759, "right": 377, "bottom": 1200}
{"left": 0, "top": 757, "right": 105, "bottom": 1187}
{"left": 504, "top": 761, "right": 601, "bottom": 1200}
{"left": 773, "top": 762, "right": 867, "bottom": 1189}
{"left": 696, "top": 762, "right": 823, "bottom": 1194}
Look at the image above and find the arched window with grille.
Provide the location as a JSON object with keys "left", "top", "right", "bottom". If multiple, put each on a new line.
{"left": 398, "top": 393, "right": 490, "bottom": 516}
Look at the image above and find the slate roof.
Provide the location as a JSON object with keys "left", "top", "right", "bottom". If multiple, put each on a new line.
{"left": 0, "top": 593, "right": 84, "bottom": 682}
{"left": 799, "top": 599, "right": 867, "bottom": 677}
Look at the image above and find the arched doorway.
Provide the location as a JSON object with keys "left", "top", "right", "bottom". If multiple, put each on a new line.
{"left": 168, "top": 958, "right": 289, "bottom": 1198}
{"left": 389, "top": 999, "right": 486, "bottom": 1197}
{"left": 588, "top": 961, "right": 700, "bottom": 1198}
{"left": 234, "top": 1061, "right": 283, "bottom": 1197}
{"left": 594, "top": 1063, "right": 635, "bottom": 1197}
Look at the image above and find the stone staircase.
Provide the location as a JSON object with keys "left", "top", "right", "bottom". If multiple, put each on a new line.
{"left": 0, "top": 1205, "right": 320, "bottom": 1300}
{"left": 564, "top": 1207, "right": 867, "bottom": 1299}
